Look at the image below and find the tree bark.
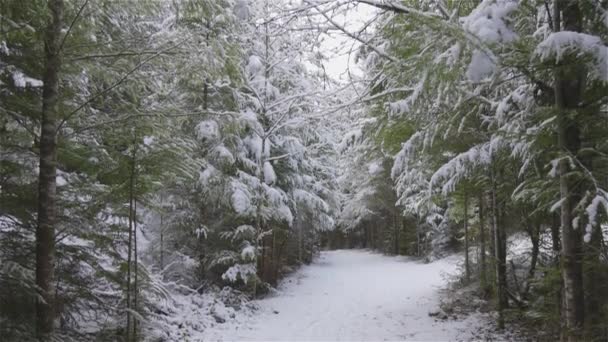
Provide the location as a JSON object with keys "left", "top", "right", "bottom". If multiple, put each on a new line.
{"left": 524, "top": 220, "right": 540, "bottom": 297}
{"left": 479, "top": 193, "right": 488, "bottom": 294}
{"left": 36, "top": 0, "right": 63, "bottom": 339}
{"left": 464, "top": 190, "right": 470, "bottom": 281}
{"left": 491, "top": 168, "right": 507, "bottom": 330}
{"left": 583, "top": 223, "right": 604, "bottom": 340}
{"left": 394, "top": 211, "right": 400, "bottom": 255}
{"left": 133, "top": 199, "right": 139, "bottom": 340}
{"left": 551, "top": 213, "right": 561, "bottom": 266}
{"left": 126, "top": 144, "right": 137, "bottom": 340}
{"left": 552, "top": 1, "right": 585, "bottom": 339}
{"left": 160, "top": 213, "right": 164, "bottom": 270}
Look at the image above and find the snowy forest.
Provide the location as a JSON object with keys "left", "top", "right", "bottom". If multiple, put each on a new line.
{"left": 1, "top": 0, "right": 607, "bottom": 341}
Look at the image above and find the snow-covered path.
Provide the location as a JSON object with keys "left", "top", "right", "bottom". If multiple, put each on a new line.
{"left": 209, "top": 250, "right": 490, "bottom": 341}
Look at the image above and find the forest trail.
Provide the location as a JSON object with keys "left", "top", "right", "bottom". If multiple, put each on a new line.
{"left": 210, "top": 250, "right": 489, "bottom": 341}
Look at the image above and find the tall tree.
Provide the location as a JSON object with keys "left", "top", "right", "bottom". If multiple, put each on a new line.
{"left": 36, "top": 0, "right": 64, "bottom": 338}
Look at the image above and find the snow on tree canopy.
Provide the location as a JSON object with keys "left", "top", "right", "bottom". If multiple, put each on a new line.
{"left": 240, "top": 244, "right": 256, "bottom": 261}
{"left": 466, "top": 50, "right": 496, "bottom": 83}
{"left": 262, "top": 184, "right": 294, "bottom": 226}
{"left": 461, "top": 0, "right": 519, "bottom": 44}
{"left": 338, "top": 129, "right": 362, "bottom": 152}
{"left": 11, "top": 70, "right": 43, "bottom": 88}
{"left": 293, "top": 189, "right": 329, "bottom": 212}
{"left": 247, "top": 55, "right": 264, "bottom": 76}
{"left": 263, "top": 161, "right": 276, "bottom": 185}
{"left": 368, "top": 162, "right": 383, "bottom": 176}
{"left": 213, "top": 145, "right": 236, "bottom": 165}
{"left": 234, "top": 0, "right": 250, "bottom": 20}
{"left": 222, "top": 263, "right": 256, "bottom": 283}
{"left": 143, "top": 136, "right": 155, "bottom": 146}
{"left": 196, "top": 120, "right": 220, "bottom": 141}
{"left": 391, "top": 131, "right": 424, "bottom": 179}
{"left": 199, "top": 165, "right": 218, "bottom": 186}
{"left": 535, "top": 31, "right": 608, "bottom": 81}
{"left": 234, "top": 225, "right": 256, "bottom": 240}
{"left": 430, "top": 141, "right": 497, "bottom": 195}
{"left": 461, "top": 0, "right": 518, "bottom": 82}
{"left": 231, "top": 181, "right": 253, "bottom": 215}
{"left": 584, "top": 191, "right": 608, "bottom": 243}
{"left": 244, "top": 135, "right": 266, "bottom": 162}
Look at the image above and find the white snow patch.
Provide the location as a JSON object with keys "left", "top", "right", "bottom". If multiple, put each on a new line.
{"left": 213, "top": 145, "right": 235, "bottom": 165}
{"left": 143, "top": 136, "right": 155, "bottom": 146}
{"left": 231, "top": 182, "right": 252, "bottom": 215}
{"left": 466, "top": 50, "right": 496, "bottom": 82}
{"left": 241, "top": 245, "right": 256, "bottom": 261}
{"left": 222, "top": 263, "right": 256, "bottom": 283}
{"left": 461, "top": 0, "right": 519, "bottom": 44}
{"left": 535, "top": 31, "right": 608, "bottom": 81}
{"left": 199, "top": 250, "right": 506, "bottom": 341}
{"left": 0, "top": 41, "right": 9, "bottom": 55}
{"left": 196, "top": 120, "right": 220, "bottom": 141}
{"left": 368, "top": 161, "right": 383, "bottom": 176}
{"left": 246, "top": 55, "right": 264, "bottom": 76}
{"left": 12, "top": 71, "right": 43, "bottom": 88}
{"left": 263, "top": 161, "right": 276, "bottom": 185}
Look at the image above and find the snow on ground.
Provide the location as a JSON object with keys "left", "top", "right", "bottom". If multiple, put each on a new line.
{"left": 198, "top": 250, "right": 498, "bottom": 341}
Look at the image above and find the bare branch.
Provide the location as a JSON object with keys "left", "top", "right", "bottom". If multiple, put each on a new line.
{"left": 58, "top": 0, "right": 89, "bottom": 53}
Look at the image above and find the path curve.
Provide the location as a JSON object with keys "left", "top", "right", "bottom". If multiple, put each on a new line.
{"left": 211, "top": 250, "right": 489, "bottom": 341}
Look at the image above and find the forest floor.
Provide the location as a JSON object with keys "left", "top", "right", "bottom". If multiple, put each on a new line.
{"left": 198, "top": 250, "right": 509, "bottom": 341}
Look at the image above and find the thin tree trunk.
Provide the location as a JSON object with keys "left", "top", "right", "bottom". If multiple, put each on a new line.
{"left": 488, "top": 190, "right": 496, "bottom": 292}
{"left": 133, "top": 199, "right": 138, "bottom": 341}
{"left": 553, "top": 2, "right": 585, "bottom": 339}
{"left": 160, "top": 212, "right": 164, "bottom": 270}
{"left": 298, "top": 216, "right": 303, "bottom": 263}
{"left": 524, "top": 222, "right": 540, "bottom": 297}
{"left": 551, "top": 212, "right": 562, "bottom": 320}
{"left": 369, "top": 222, "right": 372, "bottom": 250}
{"left": 271, "top": 228, "right": 277, "bottom": 285}
{"left": 479, "top": 193, "right": 487, "bottom": 294}
{"left": 551, "top": 213, "right": 561, "bottom": 266}
{"left": 126, "top": 145, "right": 137, "bottom": 340}
{"left": 464, "top": 190, "right": 470, "bottom": 281}
{"left": 416, "top": 215, "right": 421, "bottom": 257}
{"left": 36, "top": 0, "right": 63, "bottom": 339}
{"left": 491, "top": 168, "right": 506, "bottom": 330}
{"left": 583, "top": 223, "right": 603, "bottom": 340}
{"left": 394, "top": 211, "right": 400, "bottom": 255}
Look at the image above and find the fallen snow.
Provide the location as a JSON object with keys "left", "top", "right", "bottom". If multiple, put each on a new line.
{"left": 200, "top": 250, "right": 501, "bottom": 341}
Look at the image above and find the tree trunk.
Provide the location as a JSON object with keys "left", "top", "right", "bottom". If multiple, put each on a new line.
{"left": 394, "top": 211, "right": 400, "bottom": 255}
{"left": 551, "top": 212, "right": 563, "bottom": 319}
{"left": 479, "top": 193, "right": 488, "bottom": 294}
{"left": 126, "top": 145, "right": 137, "bottom": 340}
{"left": 36, "top": 0, "right": 63, "bottom": 339}
{"left": 160, "top": 214, "right": 164, "bottom": 271}
{"left": 553, "top": 1, "right": 585, "bottom": 339}
{"left": 133, "top": 199, "right": 138, "bottom": 341}
{"left": 551, "top": 213, "right": 561, "bottom": 265}
{"left": 416, "top": 216, "right": 421, "bottom": 257}
{"left": 583, "top": 223, "right": 604, "bottom": 340}
{"left": 464, "top": 190, "right": 470, "bottom": 281}
{"left": 298, "top": 215, "right": 303, "bottom": 263}
{"left": 491, "top": 168, "right": 507, "bottom": 330}
{"left": 524, "top": 221, "right": 540, "bottom": 297}
{"left": 488, "top": 190, "right": 496, "bottom": 292}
